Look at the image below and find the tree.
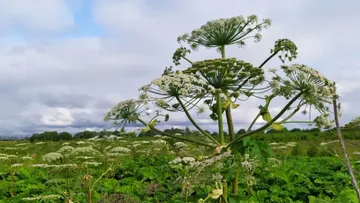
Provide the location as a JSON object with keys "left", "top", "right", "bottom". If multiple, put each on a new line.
{"left": 343, "top": 117, "right": 360, "bottom": 131}
{"left": 105, "top": 14, "right": 338, "bottom": 201}
{"left": 58, "top": 132, "right": 73, "bottom": 140}
{"left": 290, "top": 128, "right": 302, "bottom": 132}
{"left": 236, "top": 129, "right": 246, "bottom": 135}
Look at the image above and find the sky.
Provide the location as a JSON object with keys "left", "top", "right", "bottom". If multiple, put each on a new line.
{"left": 0, "top": 0, "right": 360, "bottom": 137}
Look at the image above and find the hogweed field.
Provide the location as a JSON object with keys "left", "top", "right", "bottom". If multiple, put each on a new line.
{"left": 1, "top": 13, "right": 360, "bottom": 202}
{"left": 1, "top": 136, "right": 360, "bottom": 202}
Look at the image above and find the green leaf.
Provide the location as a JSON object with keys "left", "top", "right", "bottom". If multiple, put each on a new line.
{"left": 223, "top": 99, "right": 232, "bottom": 109}
{"left": 149, "top": 119, "right": 157, "bottom": 128}
{"left": 231, "top": 103, "right": 239, "bottom": 109}
{"left": 142, "top": 125, "right": 151, "bottom": 133}
{"left": 271, "top": 123, "right": 284, "bottom": 131}
{"left": 164, "top": 114, "right": 169, "bottom": 122}
{"left": 262, "top": 112, "right": 272, "bottom": 122}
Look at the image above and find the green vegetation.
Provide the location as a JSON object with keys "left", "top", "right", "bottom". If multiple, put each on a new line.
{"left": 1, "top": 136, "right": 360, "bottom": 202}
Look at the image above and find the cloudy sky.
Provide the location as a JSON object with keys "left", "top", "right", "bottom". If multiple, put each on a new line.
{"left": 0, "top": 0, "right": 359, "bottom": 137}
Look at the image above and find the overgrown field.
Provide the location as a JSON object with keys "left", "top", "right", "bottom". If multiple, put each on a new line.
{"left": 1, "top": 135, "right": 360, "bottom": 202}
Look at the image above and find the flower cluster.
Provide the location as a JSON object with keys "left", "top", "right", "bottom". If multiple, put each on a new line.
{"left": 72, "top": 146, "right": 100, "bottom": 156}
{"left": 30, "top": 164, "right": 77, "bottom": 168}
{"left": 140, "top": 71, "right": 210, "bottom": 111}
{"left": 168, "top": 157, "right": 196, "bottom": 165}
{"left": 185, "top": 58, "right": 264, "bottom": 94}
{"left": 173, "top": 142, "right": 188, "bottom": 149}
{"left": 22, "top": 195, "right": 62, "bottom": 201}
{"left": 110, "top": 147, "right": 131, "bottom": 153}
{"left": 270, "top": 64, "right": 337, "bottom": 128}
{"left": 42, "top": 152, "right": 63, "bottom": 162}
{"left": 177, "top": 15, "right": 271, "bottom": 50}
{"left": 57, "top": 146, "right": 75, "bottom": 154}
{"left": 104, "top": 99, "right": 144, "bottom": 127}
{"left": 270, "top": 39, "right": 298, "bottom": 63}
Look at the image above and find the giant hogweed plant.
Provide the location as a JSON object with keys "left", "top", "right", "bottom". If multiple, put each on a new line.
{"left": 105, "top": 15, "right": 339, "bottom": 201}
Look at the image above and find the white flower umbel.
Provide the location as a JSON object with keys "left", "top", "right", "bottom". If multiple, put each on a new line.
{"left": 104, "top": 99, "right": 145, "bottom": 128}
{"left": 21, "top": 156, "right": 33, "bottom": 161}
{"left": 177, "top": 15, "right": 271, "bottom": 50}
{"left": 83, "top": 161, "right": 102, "bottom": 166}
{"left": 139, "top": 71, "right": 210, "bottom": 111}
{"left": 42, "top": 152, "right": 63, "bottom": 162}
{"left": 57, "top": 146, "right": 75, "bottom": 154}
{"left": 270, "top": 64, "right": 338, "bottom": 129}
{"left": 22, "top": 194, "right": 62, "bottom": 201}
{"left": 185, "top": 58, "right": 265, "bottom": 97}
{"left": 174, "top": 142, "right": 188, "bottom": 149}
{"left": 151, "top": 139, "right": 167, "bottom": 145}
{"left": 11, "top": 164, "right": 23, "bottom": 168}
{"left": 72, "top": 147, "right": 100, "bottom": 156}
{"left": 110, "top": 147, "right": 131, "bottom": 153}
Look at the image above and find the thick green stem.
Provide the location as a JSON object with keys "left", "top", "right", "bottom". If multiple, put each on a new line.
{"left": 176, "top": 97, "right": 221, "bottom": 146}
{"left": 221, "top": 45, "right": 226, "bottom": 58}
{"left": 215, "top": 90, "right": 225, "bottom": 145}
{"left": 221, "top": 44, "right": 238, "bottom": 196}
{"left": 226, "top": 91, "right": 304, "bottom": 148}
{"left": 137, "top": 118, "right": 215, "bottom": 148}
{"left": 232, "top": 169, "right": 239, "bottom": 195}
{"left": 221, "top": 181, "right": 228, "bottom": 203}
{"left": 226, "top": 108, "right": 235, "bottom": 141}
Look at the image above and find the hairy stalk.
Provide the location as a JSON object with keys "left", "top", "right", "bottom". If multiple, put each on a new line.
{"left": 137, "top": 118, "right": 216, "bottom": 148}
{"left": 226, "top": 91, "right": 304, "bottom": 148}
{"left": 220, "top": 44, "right": 238, "bottom": 196}
{"left": 215, "top": 90, "right": 225, "bottom": 145}
{"left": 333, "top": 98, "right": 360, "bottom": 201}
{"left": 176, "top": 96, "right": 220, "bottom": 146}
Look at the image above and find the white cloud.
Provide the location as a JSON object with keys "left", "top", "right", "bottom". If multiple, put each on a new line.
{"left": 0, "top": 0, "right": 74, "bottom": 35}
{"left": 40, "top": 108, "right": 75, "bottom": 126}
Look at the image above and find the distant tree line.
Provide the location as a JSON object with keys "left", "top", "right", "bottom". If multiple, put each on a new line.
{"left": 2, "top": 119, "right": 358, "bottom": 142}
